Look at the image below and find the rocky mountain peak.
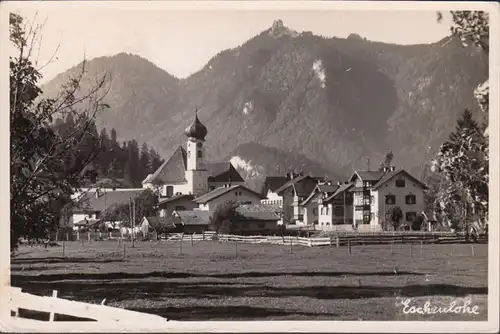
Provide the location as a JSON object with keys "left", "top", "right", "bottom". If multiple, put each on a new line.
{"left": 269, "top": 19, "right": 299, "bottom": 38}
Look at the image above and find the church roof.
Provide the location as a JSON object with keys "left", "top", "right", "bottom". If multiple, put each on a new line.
{"left": 207, "top": 162, "right": 245, "bottom": 183}
{"left": 142, "top": 146, "right": 188, "bottom": 185}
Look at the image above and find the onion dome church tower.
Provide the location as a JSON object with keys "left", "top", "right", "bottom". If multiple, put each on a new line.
{"left": 184, "top": 108, "right": 209, "bottom": 196}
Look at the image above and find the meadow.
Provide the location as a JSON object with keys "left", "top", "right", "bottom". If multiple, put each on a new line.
{"left": 10, "top": 239, "right": 488, "bottom": 321}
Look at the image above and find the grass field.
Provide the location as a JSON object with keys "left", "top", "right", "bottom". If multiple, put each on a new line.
{"left": 10, "top": 239, "right": 488, "bottom": 321}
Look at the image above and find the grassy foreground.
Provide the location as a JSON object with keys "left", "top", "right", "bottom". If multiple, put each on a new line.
{"left": 10, "top": 240, "right": 488, "bottom": 321}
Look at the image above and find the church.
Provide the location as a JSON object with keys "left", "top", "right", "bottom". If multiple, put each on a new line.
{"left": 142, "top": 110, "right": 265, "bottom": 218}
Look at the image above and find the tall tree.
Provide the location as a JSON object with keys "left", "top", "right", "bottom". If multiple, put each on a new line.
{"left": 10, "top": 13, "right": 109, "bottom": 250}
{"left": 139, "top": 142, "right": 151, "bottom": 181}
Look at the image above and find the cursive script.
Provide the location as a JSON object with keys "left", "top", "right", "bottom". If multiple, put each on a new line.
{"left": 401, "top": 299, "right": 480, "bottom": 315}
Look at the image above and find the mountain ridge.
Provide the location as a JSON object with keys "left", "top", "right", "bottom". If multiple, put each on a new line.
{"left": 41, "top": 20, "right": 488, "bottom": 186}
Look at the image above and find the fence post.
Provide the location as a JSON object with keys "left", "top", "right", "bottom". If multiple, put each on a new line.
{"left": 66, "top": 233, "right": 69, "bottom": 241}
{"left": 409, "top": 242, "right": 412, "bottom": 257}
{"left": 88, "top": 232, "right": 90, "bottom": 242}
{"left": 235, "top": 241, "right": 238, "bottom": 258}
{"left": 191, "top": 233, "right": 194, "bottom": 246}
{"left": 471, "top": 244, "right": 475, "bottom": 257}
{"left": 99, "top": 231, "right": 102, "bottom": 239}
{"left": 49, "top": 290, "right": 58, "bottom": 321}
{"left": 348, "top": 240, "right": 352, "bottom": 254}
{"left": 77, "top": 231, "right": 80, "bottom": 241}
{"left": 55, "top": 232, "right": 59, "bottom": 242}
{"left": 420, "top": 240, "right": 423, "bottom": 255}
{"left": 202, "top": 230, "right": 205, "bottom": 240}
{"left": 330, "top": 236, "right": 333, "bottom": 247}
{"left": 62, "top": 240, "right": 66, "bottom": 257}
{"left": 110, "top": 231, "right": 112, "bottom": 239}
{"left": 290, "top": 238, "right": 293, "bottom": 254}
{"left": 123, "top": 243, "right": 126, "bottom": 258}
{"left": 336, "top": 236, "right": 340, "bottom": 248}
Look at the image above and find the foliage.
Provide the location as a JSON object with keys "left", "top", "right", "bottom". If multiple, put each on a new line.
{"left": 428, "top": 11, "right": 489, "bottom": 232}
{"left": 379, "top": 149, "right": 394, "bottom": 170}
{"left": 10, "top": 14, "right": 109, "bottom": 250}
{"left": 386, "top": 206, "right": 403, "bottom": 230}
{"left": 411, "top": 214, "right": 425, "bottom": 231}
{"left": 209, "top": 200, "right": 240, "bottom": 234}
{"left": 431, "top": 110, "right": 488, "bottom": 228}
{"left": 100, "top": 189, "right": 158, "bottom": 227}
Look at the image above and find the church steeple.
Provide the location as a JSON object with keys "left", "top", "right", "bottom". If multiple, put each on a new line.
{"left": 185, "top": 107, "right": 209, "bottom": 196}
{"left": 184, "top": 107, "right": 207, "bottom": 141}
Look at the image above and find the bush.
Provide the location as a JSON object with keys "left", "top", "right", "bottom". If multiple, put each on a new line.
{"left": 412, "top": 214, "right": 425, "bottom": 231}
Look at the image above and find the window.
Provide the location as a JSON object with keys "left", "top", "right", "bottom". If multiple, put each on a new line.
{"left": 235, "top": 192, "right": 239, "bottom": 196}
{"left": 313, "top": 208, "right": 318, "bottom": 215}
{"left": 95, "top": 211, "right": 101, "bottom": 219}
{"left": 325, "top": 207, "right": 330, "bottom": 215}
{"left": 406, "top": 212, "right": 417, "bottom": 222}
{"left": 198, "top": 150, "right": 202, "bottom": 158}
{"left": 396, "top": 179, "right": 406, "bottom": 188}
{"left": 166, "top": 186, "right": 174, "bottom": 197}
{"left": 175, "top": 206, "right": 186, "bottom": 211}
{"left": 187, "top": 150, "right": 191, "bottom": 158}
{"left": 363, "top": 214, "right": 371, "bottom": 224}
{"left": 197, "top": 142, "right": 202, "bottom": 148}
{"left": 405, "top": 194, "right": 416, "bottom": 205}
{"left": 385, "top": 195, "right": 396, "bottom": 205}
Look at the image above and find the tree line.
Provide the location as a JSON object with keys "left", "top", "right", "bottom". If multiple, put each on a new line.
{"left": 53, "top": 114, "right": 164, "bottom": 188}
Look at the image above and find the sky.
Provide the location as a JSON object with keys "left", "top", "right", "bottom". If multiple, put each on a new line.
{"left": 7, "top": 2, "right": 454, "bottom": 83}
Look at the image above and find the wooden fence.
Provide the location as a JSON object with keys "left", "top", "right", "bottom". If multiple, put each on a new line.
{"left": 9, "top": 287, "right": 169, "bottom": 323}
{"left": 163, "top": 231, "right": 486, "bottom": 247}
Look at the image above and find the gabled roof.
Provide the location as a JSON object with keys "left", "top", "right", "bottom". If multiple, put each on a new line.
{"left": 301, "top": 183, "right": 339, "bottom": 206}
{"left": 73, "top": 189, "right": 145, "bottom": 212}
{"left": 207, "top": 162, "right": 245, "bottom": 183}
{"left": 193, "top": 185, "right": 264, "bottom": 204}
{"left": 158, "top": 194, "right": 195, "bottom": 205}
{"left": 371, "top": 169, "right": 427, "bottom": 190}
{"left": 274, "top": 175, "right": 319, "bottom": 196}
{"left": 349, "top": 170, "right": 386, "bottom": 182}
{"left": 175, "top": 210, "right": 212, "bottom": 226}
{"left": 235, "top": 204, "right": 281, "bottom": 221}
{"left": 261, "top": 176, "right": 289, "bottom": 194}
{"left": 143, "top": 146, "right": 187, "bottom": 185}
{"left": 324, "top": 183, "right": 354, "bottom": 202}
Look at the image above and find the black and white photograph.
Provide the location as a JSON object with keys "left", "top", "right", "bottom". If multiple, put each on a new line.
{"left": 0, "top": 1, "right": 498, "bottom": 332}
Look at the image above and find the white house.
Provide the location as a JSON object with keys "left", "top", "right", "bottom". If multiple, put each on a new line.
{"left": 193, "top": 184, "right": 265, "bottom": 211}
{"left": 273, "top": 173, "right": 321, "bottom": 224}
{"left": 348, "top": 167, "right": 427, "bottom": 231}
{"left": 317, "top": 182, "right": 354, "bottom": 231}
{"left": 300, "top": 182, "right": 338, "bottom": 226}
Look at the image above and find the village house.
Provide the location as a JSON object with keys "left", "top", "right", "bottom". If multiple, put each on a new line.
{"left": 70, "top": 188, "right": 144, "bottom": 231}
{"left": 193, "top": 184, "right": 265, "bottom": 211}
{"left": 317, "top": 182, "right": 354, "bottom": 231}
{"left": 173, "top": 204, "right": 280, "bottom": 235}
{"left": 260, "top": 176, "right": 289, "bottom": 208}
{"left": 272, "top": 173, "right": 321, "bottom": 225}
{"left": 348, "top": 166, "right": 426, "bottom": 231}
{"left": 300, "top": 181, "right": 338, "bottom": 226}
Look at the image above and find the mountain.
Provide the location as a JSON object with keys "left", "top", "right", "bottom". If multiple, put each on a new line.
{"left": 41, "top": 19, "right": 488, "bottom": 184}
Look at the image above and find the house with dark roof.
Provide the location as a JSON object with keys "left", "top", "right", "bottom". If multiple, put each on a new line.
{"left": 272, "top": 173, "right": 321, "bottom": 225}
{"left": 193, "top": 184, "right": 265, "bottom": 211}
{"left": 300, "top": 182, "right": 339, "bottom": 226}
{"left": 317, "top": 182, "right": 354, "bottom": 230}
{"left": 142, "top": 110, "right": 244, "bottom": 198}
{"left": 173, "top": 204, "right": 280, "bottom": 235}
{"left": 348, "top": 166, "right": 427, "bottom": 231}
{"left": 71, "top": 188, "right": 145, "bottom": 230}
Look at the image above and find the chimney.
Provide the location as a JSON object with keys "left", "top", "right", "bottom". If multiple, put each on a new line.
{"left": 344, "top": 181, "right": 349, "bottom": 185}
{"left": 337, "top": 181, "right": 341, "bottom": 186}
{"left": 95, "top": 188, "right": 100, "bottom": 199}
